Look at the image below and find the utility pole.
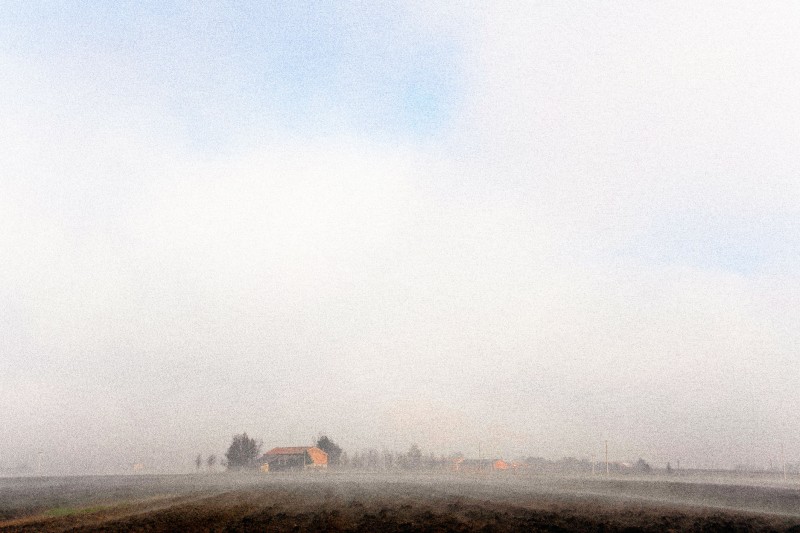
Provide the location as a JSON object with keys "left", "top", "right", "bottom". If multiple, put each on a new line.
{"left": 605, "top": 440, "right": 609, "bottom": 476}
{"left": 782, "top": 443, "right": 787, "bottom": 482}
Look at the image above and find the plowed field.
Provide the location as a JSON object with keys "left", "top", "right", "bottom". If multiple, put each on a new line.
{"left": 2, "top": 473, "right": 799, "bottom": 532}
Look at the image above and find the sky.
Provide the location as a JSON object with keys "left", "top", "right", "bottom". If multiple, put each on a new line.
{"left": 1, "top": 1, "right": 799, "bottom": 474}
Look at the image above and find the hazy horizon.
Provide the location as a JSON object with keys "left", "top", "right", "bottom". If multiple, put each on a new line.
{"left": 2, "top": 2, "right": 799, "bottom": 476}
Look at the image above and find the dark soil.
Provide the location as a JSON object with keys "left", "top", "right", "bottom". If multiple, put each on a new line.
{"left": 2, "top": 474, "right": 799, "bottom": 532}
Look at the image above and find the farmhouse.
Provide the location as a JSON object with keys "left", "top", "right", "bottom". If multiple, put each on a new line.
{"left": 452, "top": 458, "right": 509, "bottom": 472}
{"left": 259, "top": 446, "right": 328, "bottom": 472}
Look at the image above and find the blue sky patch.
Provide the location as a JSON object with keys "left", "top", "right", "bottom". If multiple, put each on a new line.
{"left": 0, "top": 2, "right": 463, "bottom": 149}
{"left": 620, "top": 214, "right": 799, "bottom": 275}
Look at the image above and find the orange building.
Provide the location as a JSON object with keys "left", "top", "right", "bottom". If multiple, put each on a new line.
{"left": 452, "top": 458, "right": 509, "bottom": 472}
{"left": 260, "top": 447, "right": 328, "bottom": 472}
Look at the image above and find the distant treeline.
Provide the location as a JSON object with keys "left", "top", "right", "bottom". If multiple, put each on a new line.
{"left": 521, "top": 456, "right": 653, "bottom": 474}
{"left": 338, "top": 451, "right": 655, "bottom": 473}
{"left": 338, "top": 444, "right": 456, "bottom": 471}
{"left": 206, "top": 434, "right": 671, "bottom": 474}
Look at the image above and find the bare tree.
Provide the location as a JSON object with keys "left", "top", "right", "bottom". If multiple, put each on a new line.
{"left": 365, "top": 448, "right": 381, "bottom": 470}
{"left": 207, "top": 454, "right": 217, "bottom": 471}
{"left": 408, "top": 444, "right": 422, "bottom": 469}
{"left": 195, "top": 453, "right": 202, "bottom": 471}
{"left": 383, "top": 450, "right": 395, "bottom": 470}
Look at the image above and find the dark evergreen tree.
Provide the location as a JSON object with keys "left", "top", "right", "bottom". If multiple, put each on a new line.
{"left": 634, "top": 458, "right": 652, "bottom": 473}
{"left": 225, "top": 433, "right": 262, "bottom": 471}
{"left": 316, "top": 435, "right": 343, "bottom": 466}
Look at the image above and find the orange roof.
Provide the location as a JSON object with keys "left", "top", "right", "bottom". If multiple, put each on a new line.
{"left": 264, "top": 446, "right": 328, "bottom": 465}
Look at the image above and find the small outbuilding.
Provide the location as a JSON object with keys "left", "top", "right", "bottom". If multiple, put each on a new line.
{"left": 452, "top": 458, "right": 509, "bottom": 472}
{"left": 260, "top": 446, "right": 328, "bottom": 472}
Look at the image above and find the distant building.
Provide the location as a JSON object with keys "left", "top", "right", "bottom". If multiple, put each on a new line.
{"left": 259, "top": 447, "right": 328, "bottom": 472}
{"left": 452, "top": 458, "right": 509, "bottom": 472}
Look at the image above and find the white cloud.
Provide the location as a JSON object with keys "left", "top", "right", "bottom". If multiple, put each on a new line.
{"left": 2, "top": 3, "right": 800, "bottom": 471}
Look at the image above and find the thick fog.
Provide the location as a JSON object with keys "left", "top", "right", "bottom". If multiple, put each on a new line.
{"left": 1, "top": 2, "right": 799, "bottom": 475}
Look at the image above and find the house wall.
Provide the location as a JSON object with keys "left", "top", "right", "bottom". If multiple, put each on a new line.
{"left": 267, "top": 455, "right": 306, "bottom": 471}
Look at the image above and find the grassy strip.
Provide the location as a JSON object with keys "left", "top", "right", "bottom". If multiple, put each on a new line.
{"left": 44, "top": 505, "right": 109, "bottom": 518}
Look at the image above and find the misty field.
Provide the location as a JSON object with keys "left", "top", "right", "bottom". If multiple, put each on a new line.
{"left": 1, "top": 472, "right": 799, "bottom": 532}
